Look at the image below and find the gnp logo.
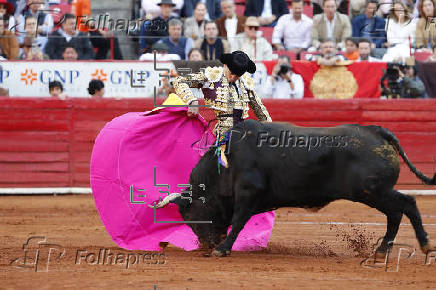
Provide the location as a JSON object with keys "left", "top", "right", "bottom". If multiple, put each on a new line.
{"left": 20, "top": 69, "right": 81, "bottom": 85}
{"left": 20, "top": 69, "right": 37, "bottom": 85}
{"left": 91, "top": 69, "right": 108, "bottom": 81}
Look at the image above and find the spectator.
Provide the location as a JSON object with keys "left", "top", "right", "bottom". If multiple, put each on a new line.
{"left": 88, "top": 80, "right": 105, "bottom": 98}
{"left": 416, "top": 0, "right": 436, "bottom": 51}
{"left": 232, "top": 16, "right": 274, "bottom": 60}
{"left": 156, "top": 18, "right": 193, "bottom": 60}
{"left": 188, "top": 47, "right": 204, "bottom": 60}
{"left": 186, "top": 48, "right": 205, "bottom": 99}
{"left": 19, "top": 36, "right": 46, "bottom": 59}
{"left": 0, "top": 0, "right": 23, "bottom": 34}
{"left": 264, "top": 63, "right": 304, "bottom": 99}
{"left": 88, "top": 28, "right": 123, "bottom": 60}
{"left": 0, "top": 15, "right": 18, "bottom": 59}
{"left": 194, "top": 20, "right": 229, "bottom": 60}
{"left": 399, "top": 58, "right": 427, "bottom": 98}
{"left": 271, "top": 55, "right": 290, "bottom": 77}
{"left": 18, "top": 15, "right": 47, "bottom": 52}
{"left": 312, "top": 0, "right": 348, "bottom": 16}
{"left": 344, "top": 37, "right": 360, "bottom": 60}
{"left": 0, "top": 87, "right": 9, "bottom": 96}
{"left": 272, "top": 0, "right": 313, "bottom": 52}
{"left": 22, "top": 0, "right": 54, "bottom": 37}
{"left": 44, "top": 13, "right": 94, "bottom": 60}
{"left": 311, "top": 0, "right": 352, "bottom": 51}
{"left": 216, "top": 0, "right": 246, "bottom": 40}
{"left": 0, "top": 46, "right": 6, "bottom": 60}
{"left": 62, "top": 43, "right": 78, "bottom": 60}
{"left": 184, "top": 2, "right": 207, "bottom": 41}
{"left": 244, "top": 0, "right": 289, "bottom": 27}
{"left": 141, "top": 0, "right": 178, "bottom": 53}
{"left": 352, "top": 0, "right": 387, "bottom": 56}
{"left": 139, "top": 41, "right": 181, "bottom": 60}
{"left": 357, "top": 37, "right": 380, "bottom": 61}
{"left": 350, "top": 0, "right": 367, "bottom": 17}
{"left": 310, "top": 38, "right": 345, "bottom": 65}
{"left": 141, "top": 0, "right": 183, "bottom": 19}
{"left": 182, "top": 0, "right": 222, "bottom": 20}
{"left": 425, "top": 44, "right": 436, "bottom": 61}
{"left": 382, "top": 1, "right": 417, "bottom": 62}
{"left": 49, "top": 81, "right": 66, "bottom": 99}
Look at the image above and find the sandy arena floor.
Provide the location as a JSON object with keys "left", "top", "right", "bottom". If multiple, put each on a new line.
{"left": 1, "top": 194, "right": 436, "bottom": 289}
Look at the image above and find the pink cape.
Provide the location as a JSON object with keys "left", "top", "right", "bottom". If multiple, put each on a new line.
{"left": 90, "top": 107, "right": 275, "bottom": 251}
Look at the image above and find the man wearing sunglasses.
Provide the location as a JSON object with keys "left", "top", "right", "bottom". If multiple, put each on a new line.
{"left": 231, "top": 16, "right": 273, "bottom": 61}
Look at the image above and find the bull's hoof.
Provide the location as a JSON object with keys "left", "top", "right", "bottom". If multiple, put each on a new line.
{"left": 202, "top": 252, "right": 212, "bottom": 257}
{"left": 159, "top": 242, "right": 169, "bottom": 250}
{"left": 374, "top": 250, "right": 387, "bottom": 261}
{"left": 212, "top": 249, "right": 231, "bottom": 257}
{"left": 420, "top": 243, "right": 436, "bottom": 254}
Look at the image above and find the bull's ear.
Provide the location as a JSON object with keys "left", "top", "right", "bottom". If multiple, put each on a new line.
{"left": 171, "top": 196, "right": 191, "bottom": 208}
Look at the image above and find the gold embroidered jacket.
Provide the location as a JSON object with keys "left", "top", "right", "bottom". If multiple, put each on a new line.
{"left": 172, "top": 66, "right": 272, "bottom": 137}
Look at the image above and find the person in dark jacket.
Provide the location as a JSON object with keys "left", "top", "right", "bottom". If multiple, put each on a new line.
{"left": 399, "top": 64, "right": 428, "bottom": 98}
{"left": 352, "top": 0, "right": 387, "bottom": 49}
{"left": 243, "top": 0, "right": 289, "bottom": 27}
{"left": 141, "top": 0, "right": 178, "bottom": 53}
{"left": 44, "top": 13, "right": 94, "bottom": 60}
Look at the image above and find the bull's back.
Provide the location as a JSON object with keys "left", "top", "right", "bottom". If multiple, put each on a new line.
{"left": 229, "top": 120, "right": 400, "bottom": 208}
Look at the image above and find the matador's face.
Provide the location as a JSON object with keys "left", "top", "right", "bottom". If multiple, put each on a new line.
{"left": 224, "top": 65, "right": 239, "bottom": 83}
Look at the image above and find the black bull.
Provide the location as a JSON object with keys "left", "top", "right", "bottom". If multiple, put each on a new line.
{"left": 153, "top": 120, "right": 436, "bottom": 257}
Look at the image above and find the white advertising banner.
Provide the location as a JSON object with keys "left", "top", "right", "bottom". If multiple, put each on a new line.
{"left": 0, "top": 61, "right": 269, "bottom": 98}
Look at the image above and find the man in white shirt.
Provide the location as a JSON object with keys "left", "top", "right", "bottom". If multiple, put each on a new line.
{"left": 264, "top": 63, "right": 304, "bottom": 99}
{"left": 272, "top": 0, "right": 313, "bottom": 52}
{"left": 356, "top": 38, "right": 380, "bottom": 62}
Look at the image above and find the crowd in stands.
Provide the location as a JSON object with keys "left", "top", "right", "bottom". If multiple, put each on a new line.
{"left": 0, "top": 0, "right": 121, "bottom": 60}
{"left": 0, "top": 0, "right": 435, "bottom": 98}
{"left": 0, "top": 0, "right": 435, "bottom": 63}
{"left": 136, "top": 0, "right": 436, "bottom": 64}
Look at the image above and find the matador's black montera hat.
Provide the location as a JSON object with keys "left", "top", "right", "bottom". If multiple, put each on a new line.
{"left": 220, "top": 51, "right": 257, "bottom": 77}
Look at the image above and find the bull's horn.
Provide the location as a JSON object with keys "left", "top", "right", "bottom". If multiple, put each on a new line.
{"left": 148, "top": 193, "right": 181, "bottom": 209}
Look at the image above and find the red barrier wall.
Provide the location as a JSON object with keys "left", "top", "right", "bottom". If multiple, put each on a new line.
{"left": 1, "top": 98, "right": 435, "bottom": 189}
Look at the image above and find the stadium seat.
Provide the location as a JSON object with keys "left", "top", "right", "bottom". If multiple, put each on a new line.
{"left": 414, "top": 51, "right": 432, "bottom": 62}
{"left": 259, "top": 27, "right": 274, "bottom": 44}
{"left": 273, "top": 50, "right": 298, "bottom": 60}
{"left": 303, "top": 3, "right": 313, "bottom": 18}
{"left": 235, "top": 4, "right": 245, "bottom": 16}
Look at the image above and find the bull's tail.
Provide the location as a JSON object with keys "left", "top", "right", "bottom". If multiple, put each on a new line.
{"left": 369, "top": 125, "right": 436, "bottom": 185}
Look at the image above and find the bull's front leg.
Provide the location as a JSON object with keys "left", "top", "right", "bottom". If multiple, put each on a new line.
{"left": 212, "top": 210, "right": 253, "bottom": 257}
{"left": 212, "top": 169, "right": 265, "bottom": 257}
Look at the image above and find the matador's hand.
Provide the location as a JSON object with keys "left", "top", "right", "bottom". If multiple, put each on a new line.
{"left": 187, "top": 100, "right": 199, "bottom": 117}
